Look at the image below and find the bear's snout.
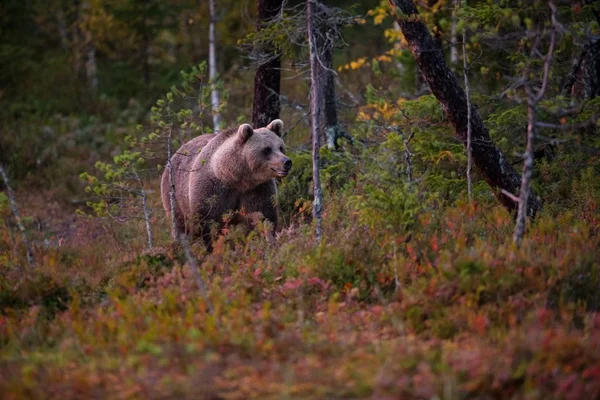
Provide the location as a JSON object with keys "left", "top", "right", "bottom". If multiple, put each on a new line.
{"left": 284, "top": 158, "right": 293, "bottom": 172}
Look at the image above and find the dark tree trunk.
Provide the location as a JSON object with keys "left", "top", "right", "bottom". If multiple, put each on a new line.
{"left": 389, "top": 0, "right": 542, "bottom": 216}
{"left": 316, "top": 10, "right": 336, "bottom": 148}
{"left": 563, "top": 38, "right": 600, "bottom": 100}
{"left": 252, "top": 0, "right": 283, "bottom": 128}
{"left": 321, "top": 35, "right": 336, "bottom": 146}
{"left": 315, "top": 3, "right": 351, "bottom": 149}
{"left": 562, "top": 1, "right": 600, "bottom": 100}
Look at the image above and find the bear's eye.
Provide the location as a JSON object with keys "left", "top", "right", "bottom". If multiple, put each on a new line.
{"left": 262, "top": 147, "right": 272, "bottom": 156}
{"left": 280, "top": 147, "right": 285, "bottom": 154}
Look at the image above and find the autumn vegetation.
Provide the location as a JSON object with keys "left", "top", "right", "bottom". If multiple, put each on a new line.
{"left": 1, "top": 0, "right": 600, "bottom": 398}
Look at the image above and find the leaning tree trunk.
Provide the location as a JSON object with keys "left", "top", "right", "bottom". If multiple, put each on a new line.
{"left": 252, "top": 0, "right": 283, "bottom": 128}
{"left": 389, "top": 0, "right": 542, "bottom": 216}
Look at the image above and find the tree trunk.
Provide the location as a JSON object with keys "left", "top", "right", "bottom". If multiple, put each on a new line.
{"left": 462, "top": 30, "right": 473, "bottom": 203}
{"left": 514, "top": 1, "right": 557, "bottom": 247}
{"left": 513, "top": 93, "right": 537, "bottom": 247}
{"left": 71, "top": 2, "right": 84, "bottom": 83}
{"left": 133, "top": 168, "right": 154, "bottom": 249}
{"left": 79, "top": 2, "right": 98, "bottom": 94}
{"left": 564, "top": 38, "right": 600, "bottom": 100}
{"left": 140, "top": 5, "right": 151, "bottom": 89}
{"left": 83, "top": 27, "right": 98, "bottom": 93}
{"left": 86, "top": 43, "right": 98, "bottom": 93}
{"left": 0, "top": 164, "right": 34, "bottom": 267}
{"left": 389, "top": 0, "right": 542, "bottom": 217}
{"left": 449, "top": 0, "right": 459, "bottom": 65}
{"left": 307, "top": 0, "right": 323, "bottom": 244}
{"left": 317, "top": 9, "right": 335, "bottom": 148}
{"left": 322, "top": 48, "right": 339, "bottom": 149}
{"left": 56, "top": 8, "right": 69, "bottom": 50}
{"left": 208, "top": 0, "right": 221, "bottom": 131}
{"left": 252, "top": 0, "right": 283, "bottom": 128}
{"left": 315, "top": 2, "right": 351, "bottom": 149}
{"left": 562, "top": 0, "right": 600, "bottom": 100}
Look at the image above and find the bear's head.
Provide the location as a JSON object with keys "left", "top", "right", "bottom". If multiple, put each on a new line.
{"left": 213, "top": 119, "right": 292, "bottom": 192}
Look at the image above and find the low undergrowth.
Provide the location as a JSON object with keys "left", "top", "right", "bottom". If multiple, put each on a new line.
{"left": 1, "top": 163, "right": 599, "bottom": 399}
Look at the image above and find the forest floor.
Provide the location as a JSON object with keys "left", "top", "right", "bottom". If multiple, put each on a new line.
{"left": 1, "top": 182, "right": 600, "bottom": 400}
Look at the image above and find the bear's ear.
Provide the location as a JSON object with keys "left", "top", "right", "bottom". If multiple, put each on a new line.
{"left": 237, "top": 123, "right": 254, "bottom": 144}
{"left": 266, "top": 119, "right": 284, "bottom": 137}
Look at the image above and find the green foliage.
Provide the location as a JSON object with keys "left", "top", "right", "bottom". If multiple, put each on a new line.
{"left": 80, "top": 62, "right": 226, "bottom": 220}
{"left": 277, "top": 148, "right": 355, "bottom": 223}
{"left": 80, "top": 150, "right": 145, "bottom": 218}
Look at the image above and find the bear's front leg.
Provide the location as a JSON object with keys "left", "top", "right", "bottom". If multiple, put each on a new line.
{"left": 239, "top": 180, "right": 279, "bottom": 229}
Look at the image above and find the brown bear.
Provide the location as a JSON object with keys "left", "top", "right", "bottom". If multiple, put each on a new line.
{"left": 160, "top": 119, "right": 292, "bottom": 244}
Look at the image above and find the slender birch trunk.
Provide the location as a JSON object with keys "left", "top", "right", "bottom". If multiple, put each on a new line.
{"left": 450, "top": 0, "right": 459, "bottom": 65}
{"left": 85, "top": 40, "right": 98, "bottom": 93}
{"left": 307, "top": 0, "right": 323, "bottom": 244}
{"left": 0, "top": 165, "right": 34, "bottom": 267}
{"left": 462, "top": 31, "right": 473, "bottom": 203}
{"left": 166, "top": 118, "right": 178, "bottom": 240}
{"left": 208, "top": 0, "right": 221, "bottom": 131}
{"left": 80, "top": 2, "right": 98, "bottom": 94}
{"left": 513, "top": 95, "right": 537, "bottom": 247}
{"left": 513, "top": 1, "right": 558, "bottom": 247}
{"left": 133, "top": 168, "right": 153, "bottom": 249}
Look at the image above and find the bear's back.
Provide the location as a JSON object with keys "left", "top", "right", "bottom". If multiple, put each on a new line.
{"left": 173, "top": 128, "right": 240, "bottom": 215}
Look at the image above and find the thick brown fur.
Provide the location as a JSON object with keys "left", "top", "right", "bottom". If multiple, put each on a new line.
{"left": 160, "top": 120, "right": 291, "bottom": 244}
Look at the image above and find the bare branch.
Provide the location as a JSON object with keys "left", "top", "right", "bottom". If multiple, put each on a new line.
{"left": 536, "top": 115, "right": 598, "bottom": 130}
{"left": 132, "top": 167, "right": 154, "bottom": 249}
{"left": 501, "top": 189, "right": 520, "bottom": 204}
{"left": 179, "top": 233, "right": 214, "bottom": 313}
